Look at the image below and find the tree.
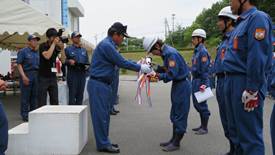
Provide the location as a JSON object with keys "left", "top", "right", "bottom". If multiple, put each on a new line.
{"left": 176, "top": 0, "right": 275, "bottom": 48}
{"left": 165, "top": 25, "right": 186, "bottom": 48}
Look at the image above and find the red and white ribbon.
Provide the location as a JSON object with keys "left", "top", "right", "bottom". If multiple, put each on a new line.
{"left": 135, "top": 57, "right": 155, "bottom": 107}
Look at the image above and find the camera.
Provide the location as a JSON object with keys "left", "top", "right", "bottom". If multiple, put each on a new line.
{"left": 57, "top": 28, "right": 69, "bottom": 44}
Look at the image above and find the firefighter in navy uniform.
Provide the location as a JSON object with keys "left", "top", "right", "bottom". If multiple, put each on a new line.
{"left": 0, "top": 80, "right": 8, "bottom": 155}
{"left": 87, "top": 22, "right": 152, "bottom": 153}
{"left": 65, "top": 32, "right": 89, "bottom": 105}
{"left": 223, "top": 0, "right": 273, "bottom": 154}
{"left": 191, "top": 29, "right": 211, "bottom": 135}
{"left": 17, "top": 35, "right": 40, "bottom": 121}
{"left": 143, "top": 37, "right": 191, "bottom": 152}
{"left": 215, "top": 6, "right": 238, "bottom": 155}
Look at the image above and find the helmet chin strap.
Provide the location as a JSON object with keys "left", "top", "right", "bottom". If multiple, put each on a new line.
{"left": 223, "top": 20, "right": 228, "bottom": 34}
{"left": 238, "top": 0, "right": 248, "bottom": 15}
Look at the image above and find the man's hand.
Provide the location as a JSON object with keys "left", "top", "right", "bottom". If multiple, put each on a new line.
{"left": 53, "top": 37, "right": 60, "bottom": 45}
{"left": 199, "top": 85, "right": 206, "bottom": 92}
{"left": 140, "top": 64, "right": 152, "bottom": 74}
{"left": 0, "top": 80, "right": 7, "bottom": 91}
{"left": 68, "top": 59, "right": 76, "bottom": 66}
{"left": 242, "top": 90, "right": 259, "bottom": 112}
{"left": 57, "top": 41, "right": 65, "bottom": 50}
{"left": 152, "top": 72, "right": 160, "bottom": 79}
{"left": 22, "top": 76, "right": 30, "bottom": 86}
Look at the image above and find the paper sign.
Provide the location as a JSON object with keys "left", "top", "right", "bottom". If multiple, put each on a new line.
{"left": 51, "top": 68, "right": 57, "bottom": 73}
{"left": 194, "top": 87, "right": 214, "bottom": 103}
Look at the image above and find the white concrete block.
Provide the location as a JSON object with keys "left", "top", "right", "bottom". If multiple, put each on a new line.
{"left": 7, "top": 123, "right": 30, "bottom": 155}
{"left": 7, "top": 105, "right": 88, "bottom": 155}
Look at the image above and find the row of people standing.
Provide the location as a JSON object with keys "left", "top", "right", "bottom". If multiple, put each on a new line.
{"left": 214, "top": 0, "right": 274, "bottom": 154}
{"left": 140, "top": 1, "right": 275, "bottom": 154}
{"left": 17, "top": 28, "right": 89, "bottom": 122}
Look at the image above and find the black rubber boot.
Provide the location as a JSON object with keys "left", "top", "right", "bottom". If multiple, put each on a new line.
{"left": 195, "top": 117, "right": 209, "bottom": 135}
{"left": 192, "top": 114, "right": 203, "bottom": 131}
{"left": 192, "top": 125, "right": 202, "bottom": 131}
{"left": 162, "top": 133, "right": 184, "bottom": 152}
{"left": 160, "top": 127, "right": 175, "bottom": 147}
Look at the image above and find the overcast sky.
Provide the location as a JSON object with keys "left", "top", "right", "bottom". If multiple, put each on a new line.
{"left": 79, "top": 0, "right": 221, "bottom": 45}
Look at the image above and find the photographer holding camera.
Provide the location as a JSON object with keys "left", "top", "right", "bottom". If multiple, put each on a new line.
{"left": 37, "top": 28, "right": 66, "bottom": 107}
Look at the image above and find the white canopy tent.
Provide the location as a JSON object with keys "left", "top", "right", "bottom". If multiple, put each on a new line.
{"left": 0, "top": 0, "right": 93, "bottom": 52}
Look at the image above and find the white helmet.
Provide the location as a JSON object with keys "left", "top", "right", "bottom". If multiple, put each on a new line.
{"left": 143, "top": 37, "right": 158, "bottom": 52}
{"left": 218, "top": 6, "right": 238, "bottom": 20}
{"left": 192, "top": 29, "right": 206, "bottom": 39}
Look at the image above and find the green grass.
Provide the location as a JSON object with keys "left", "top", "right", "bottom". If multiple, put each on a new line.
{"left": 120, "top": 49, "right": 217, "bottom": 75}
{"left": 120, "top": 50, "right": 191, "bottom": 75}
{"left": 122, "top": 50, "right": 194, "bottom": 64}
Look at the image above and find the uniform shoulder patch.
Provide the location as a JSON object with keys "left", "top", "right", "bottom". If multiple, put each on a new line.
{"left": 169, "top": 60, "right": 176, "bottom": 67}
{"left": 254, "top": 28, "right": 265, "bottom": 41}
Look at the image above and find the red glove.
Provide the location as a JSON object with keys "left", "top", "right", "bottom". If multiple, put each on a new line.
{"left": 154, "top": 73, "right": 160, "bottom": 79}
{"left": 242, "top": 90, "right": 259, "bottom": 112}
{"left": 199, "top": 85, "right": 206, "bottom": 92}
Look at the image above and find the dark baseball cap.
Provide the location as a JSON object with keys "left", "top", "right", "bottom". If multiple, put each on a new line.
{"left": 110, "top": 22, "right": 130, "bottom": 38}
{"left": 71, "top": 31, "right": 82, "bottom": 38}
{"left": 46, "top": 28, "right": 58, "bottom": 38}
{"left": 27, "top": 34, "right": 40, "bottom": 41}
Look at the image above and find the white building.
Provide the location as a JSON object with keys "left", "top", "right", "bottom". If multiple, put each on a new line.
{"left": 22, "top": 0, "right": 84, "bottom": 32}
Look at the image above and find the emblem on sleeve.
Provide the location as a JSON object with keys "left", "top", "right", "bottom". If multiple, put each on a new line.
{"left": 254, "top": 28, "right": 265, "bottom": 41}
{"left": 169, "top": 60, "right": 176, "bottom": 67}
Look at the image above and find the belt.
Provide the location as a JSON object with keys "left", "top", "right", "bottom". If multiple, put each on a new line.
{"left": 216, "top": 72, "right": 225, "bottom": 78}
{"left": 174, "top": 77, "right": 187, "bottom": 83}
{"left": 68, "top": 66, "right": 86, "bottom": 71}
{"left": 192, "top": 76, "right": 202, "bottom": 80}
{"left": 224, "top": 72, "right": 246, "bottom": 76}
{"left": 25, "top": 69, "right": 38, "bottom": 73}
{"left": 90, "top": 76, "right": 111, "bottom": 85}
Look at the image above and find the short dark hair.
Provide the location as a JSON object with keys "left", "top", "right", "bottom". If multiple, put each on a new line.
{"left": 219, "top": 16, "right": 236, "bottom": 27}
{"left": 249, "top": 0, "right": 258, "bottom": 6}
{"left": 46, "top": 28, "right": 58, "bottom": 38}
{"left": 193, "top": 36, "right": 205, "bottom": 43}
{"left": 150, "top": 39, "right": 164, "bottom": 52}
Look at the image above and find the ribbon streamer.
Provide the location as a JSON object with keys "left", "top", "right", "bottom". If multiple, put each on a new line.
{"left": 135, "top": 58, "right": 155, "bottom": 107}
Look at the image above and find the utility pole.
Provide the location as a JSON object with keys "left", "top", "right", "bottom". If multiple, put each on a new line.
{"left": 94, "top": 34, "right": 98, "bottom": 46}
{"left": 172, "top": 14, "right": 175, "bottom": 33}
{"left": 164, "top": 18, "right": 174, "bottom": 47}
{"left": 164, "top": 18, "right": 168, "bottom": 39}
{"left": 126, "top": 38, "right": 129, "bottom": 52}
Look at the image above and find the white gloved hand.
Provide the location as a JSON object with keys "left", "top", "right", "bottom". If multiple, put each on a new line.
{"left": 140, "top": 64, "right": 152, "bottom": 74}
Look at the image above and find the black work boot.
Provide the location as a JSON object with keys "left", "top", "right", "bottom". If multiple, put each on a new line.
{"left": 192, "top": 114, "right": 203, "bottom": 131}
{"left": 192, "top": 125, "right": 202, "bottom": 131}
{"left": 160, "top": 127, "right": 175, "bottom": 147}
{"left": 195, "top": 117, "right": 209, "bottom": 135}
{"left": 162, "top": 133, "right": 184, "bottom": 152}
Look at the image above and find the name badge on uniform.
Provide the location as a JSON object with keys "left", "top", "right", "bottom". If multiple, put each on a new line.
{"left": 254, "top": 28, "right": 265, "bottom": 41}
{"left": 193, "top": 59, "right": 197, "bottom": 65}
{"left": 233, "top": 37, "right": 238, "bottom": 50}
{"left": 220, "top": 48, "right": 225, "bottom": 60}
{"left": 51, "top": 68, "right": 57, "bottom": 73}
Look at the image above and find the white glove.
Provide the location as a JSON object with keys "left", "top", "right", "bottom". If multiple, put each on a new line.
{"left": 140, "top": 64, "right": 152, "bottom": 74}
{"left": 241, "top": 90, "right": 259, "bottom": 112}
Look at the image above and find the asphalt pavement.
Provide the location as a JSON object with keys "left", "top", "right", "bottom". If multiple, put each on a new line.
{"left": 1, "top": 75, "right": 273, "bottom": 155}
